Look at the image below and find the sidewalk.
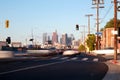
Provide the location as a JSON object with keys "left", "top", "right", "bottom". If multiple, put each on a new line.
{"left": 103, "top": 60, "right": 120, "bottom": 80}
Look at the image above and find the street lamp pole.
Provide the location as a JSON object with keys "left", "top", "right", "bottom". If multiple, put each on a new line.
{"left": 85, "top": 14, "right": 93, "bottom": 35}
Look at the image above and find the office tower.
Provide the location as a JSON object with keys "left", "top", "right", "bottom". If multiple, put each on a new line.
{"left": 52, "top": 30, "right": 58, "bottom": 44}
{"left": 43, "top": 33, "right": 47, "bottom": 44}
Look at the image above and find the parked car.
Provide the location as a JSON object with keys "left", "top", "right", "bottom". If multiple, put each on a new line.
{"left": 92, "top": 47, "right": 119, "bottom": 56}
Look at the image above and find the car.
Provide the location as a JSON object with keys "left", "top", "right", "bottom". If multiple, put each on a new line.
{"left": 92, "top": 47, "right": 119, "bottom": 56}
{"left": 63, "top": 49, "right": 79, "bottom": 56}
{"left": 27, "top": 48, "right": 57, "bottom": 56}
{"left": 0, "top": 51, "right": 14, "bottom": 58}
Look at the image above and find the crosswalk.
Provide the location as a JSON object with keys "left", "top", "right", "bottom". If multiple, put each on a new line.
{"left": 81, "top": 58, "right": 88, "bottom": 61}
{"left": 51, "top": 56, "right": 100, "bottom": 62}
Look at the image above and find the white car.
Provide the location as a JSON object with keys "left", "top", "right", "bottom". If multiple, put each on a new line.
{"left": 63, "top": 49, "right": 79, "bottom": 56}
{"left": 0, "top": 51, "right": 14, "bottom": 58}
{"left": 92, "top": 47, "right": 119, "bottom": 56}
{"left": 27, "top": 48, "right": 57, "bottom": 56}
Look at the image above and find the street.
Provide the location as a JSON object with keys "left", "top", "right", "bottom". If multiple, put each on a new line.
{"left": 0, "top": 53, "right": 108, "bottom": 80}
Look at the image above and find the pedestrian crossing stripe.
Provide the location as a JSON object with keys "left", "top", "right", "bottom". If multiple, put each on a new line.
{"left": 93, "top": 58, "right": 98, "bottom": 62}
{"left": 51, "top": 56, "right": 99, "bottom": 62}
{"left": 82, "top": 58, "right": 88, "bottom": 61}
{"left": 71, "top": 57, "right": 78, "bottom": 60}
{"left": 61, "top": 57, "right": 69, "bottom": 60}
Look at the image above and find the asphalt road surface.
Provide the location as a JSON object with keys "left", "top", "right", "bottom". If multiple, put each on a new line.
{"left": 0, "top": 54, "right": 108, "bottom": 80}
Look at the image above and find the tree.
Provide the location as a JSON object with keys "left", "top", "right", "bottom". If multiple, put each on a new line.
{"left": 104, "top": 18, "right": 120, "bottom": 29}
{"left": 86, "top": 34, "right": 96, "bottom": 51}
{"left": 78, "top": 44, "right": 86, "bottom": 52}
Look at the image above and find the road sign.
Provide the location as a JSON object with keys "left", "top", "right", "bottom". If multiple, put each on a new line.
{"left": 95, "top": 32, "right": 102, "bottom": 35}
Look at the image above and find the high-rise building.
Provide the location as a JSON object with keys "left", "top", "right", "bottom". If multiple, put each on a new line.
{"left": 70, "top": 34, "right": 75, "bottom": 41}
{"left": 61, "top": 33, "right": 68, "bottom": 45}
{"left": 43, "top": 33, "right": 47, "bottom": 44}
{"left": 52, "top": 30, "right": 58, "bottom": 44}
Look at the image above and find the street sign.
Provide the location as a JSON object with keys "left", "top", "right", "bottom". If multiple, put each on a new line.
{"left": 112, "top": 30, "right": 118, "bottom": 35}
{"left": 95, "top": 32, "right": 102, "bottom": 35}
{"left": 117, "top": 6, "right": 120, "bottom": 11}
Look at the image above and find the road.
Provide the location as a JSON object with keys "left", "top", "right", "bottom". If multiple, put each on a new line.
{"left": 0, "top": 53, "right": 108, "bottom": 80}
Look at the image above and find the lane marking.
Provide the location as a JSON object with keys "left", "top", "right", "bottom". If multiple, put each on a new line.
{"left": 81, "top": 58, "right": 88, "bottom": 61}
{"left": 60, "top": 57, "right": 69, "bottom": 60}
{"left": 71, "top": 57, "right": 78, "bottom": 60}
{"left": 51, "top": 57, "right": 59, "bottom": 59}
{"left": 93, "top": 58, "right": 99, "bottom": 62}
{"left": 0, "top": 60, "right": 69, "bottom": 75}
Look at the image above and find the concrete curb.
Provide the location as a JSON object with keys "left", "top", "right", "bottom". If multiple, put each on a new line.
{"left": 103, "top": 60, "right": 120, "bottom": 80}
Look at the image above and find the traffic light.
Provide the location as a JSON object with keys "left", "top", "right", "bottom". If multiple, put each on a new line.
{"left": 6, "top": 37, "right": 11, "bottom": 44}
{"left": 5, "top": 20, "right": 9, "bottom": 28}
{"left": 29, "top": 38, "right": 34, "bottom": 41}
{"left": 76, "top": 24, "right": 79, "bottom": 30}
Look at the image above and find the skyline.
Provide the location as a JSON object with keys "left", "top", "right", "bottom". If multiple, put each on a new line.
{"left": 0, "top": 0, "right": 118, "bottom": 44}
{"left": 42, "top": 31, "right": 74, "bottom": 44}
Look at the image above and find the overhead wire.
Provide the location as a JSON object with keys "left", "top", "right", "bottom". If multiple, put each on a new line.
{"left": 100, "top": 4, "right": 113, "bottom": 24}
{"left": 93, "top": 3, "right": 113, "bottom": 29}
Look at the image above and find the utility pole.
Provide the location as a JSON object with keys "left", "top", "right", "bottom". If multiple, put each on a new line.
{"left": 85, "top": 14, "right": 93, "bottom": 35}
{"left": 113, "top": 0, "right": 118, "bottom": 63}
{"left": 92, "top": 0, "right": 104, "bottom": 50}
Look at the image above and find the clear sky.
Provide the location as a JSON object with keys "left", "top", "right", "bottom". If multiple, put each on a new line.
{"left": 0, "top": 0, "right": 118, "bottom": 44}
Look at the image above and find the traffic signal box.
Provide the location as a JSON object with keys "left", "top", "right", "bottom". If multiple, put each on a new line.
{"left": 6, "top": 37, "right": 11, "bottom": 44}
{"left": 76, "top": 24, "right": 79, "bottom": 30}
{"left": 5, "top": 20, "right": 9, "bottom": 28}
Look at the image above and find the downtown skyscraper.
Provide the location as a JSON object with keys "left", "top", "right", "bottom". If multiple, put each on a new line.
{"left": 52, "top": 30, "right": 58, "bottom": 44}
{"left": 42, "top": 33, "right": 47, "bottom": 44}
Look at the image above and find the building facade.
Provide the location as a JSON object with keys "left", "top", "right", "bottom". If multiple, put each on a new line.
{"left": 101, "top": 28, "right": 120, "bottom": 50}
{"left": 52, "top": 31, "right": 58, "bottom": 44}
{"left": 43, "top": 33, "right": 48, "bottom": 44}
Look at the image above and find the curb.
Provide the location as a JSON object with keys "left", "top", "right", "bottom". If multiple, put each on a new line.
{"left": 103, "top": 60, "right": 120, "bottom": 80}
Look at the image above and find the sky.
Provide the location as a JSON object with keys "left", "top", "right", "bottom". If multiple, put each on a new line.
{"left": 0, "top": 0, "right": 118, "bottom": 45}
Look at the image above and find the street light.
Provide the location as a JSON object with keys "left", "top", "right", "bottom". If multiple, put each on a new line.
{"left": 85, "top": 14, "right": 93, "bottom": 35}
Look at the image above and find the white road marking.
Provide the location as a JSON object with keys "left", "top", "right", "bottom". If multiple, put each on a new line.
{"left": 81, "top": 58, "right": 88, "bottom": 61}
{"left": 51, "top": 57, "right": 59, "bottom": 59}
{"left": 61, "top": 57, "right": 69, "bottom": 60}
{"left": 0, "top": 60, "right": 69, "bottom": 75}
{"left": 93, "top": 58, "right": 99, "bottom": 62}
{"left": 71, "top": 57, "right": 78, "bottom": 60}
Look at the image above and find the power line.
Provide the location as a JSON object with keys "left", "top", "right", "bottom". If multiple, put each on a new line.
{"left": 93, "top": 4, "right": 113, "bottom": 30}
{"left": 100, "top": 4, "right": 113, "bottom": 24}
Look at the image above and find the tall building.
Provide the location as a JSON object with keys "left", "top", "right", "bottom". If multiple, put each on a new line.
{"left": 70, "top": 34, "right": 75, "bottom": 41}
{"left": 67, "top": 37, "right": 72, "bottom": 46}
{"left": 67, "top": 34, "right": 75, "bottom": 46}
{"left": 52, "top": 30, "right": 58, "bottom": 44}
{"left": 43, "top": 33, "right": 48, "bottom": 44}
{"left": 61, "top": 33, "right": 68, "bottom": 46}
